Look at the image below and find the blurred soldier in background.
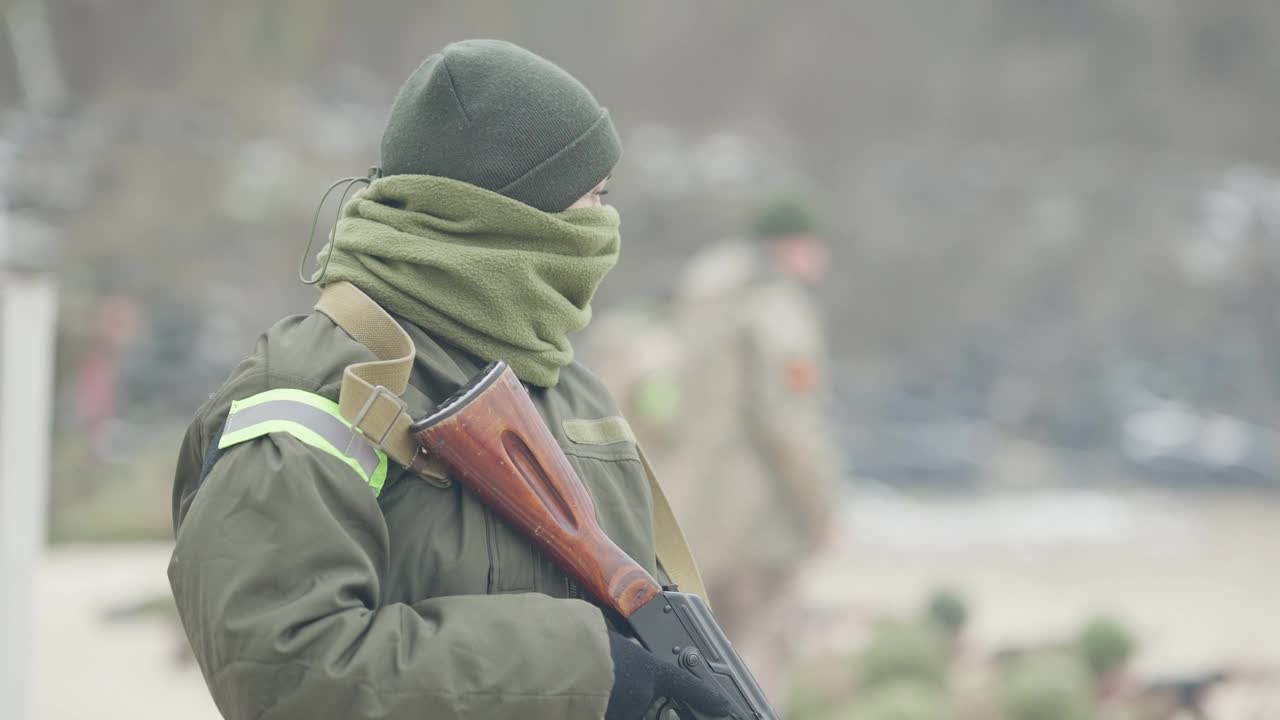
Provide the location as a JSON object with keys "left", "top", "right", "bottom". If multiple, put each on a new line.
{"left": 1077, "top": 617, "right": 1137, "bottom": 701}
{"left": 658, "top": 193, "right": 845, "bottom": 693}
{"left": 785, "top": 589, "right": 969, "bottom": 720}
{"left": 926, "top": 588, "right": 971, "bottom": 653}
{"left": 587, "top": 192, "right": 846, "bottom": 695}
{"left": 998, "top": 652, "right": 1098, "bottom": 720}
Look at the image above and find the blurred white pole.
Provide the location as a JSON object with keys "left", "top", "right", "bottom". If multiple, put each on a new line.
{"left": 1, "top": 2, "right": 62, "bottom": 716}
{"left": 0, "top": 270, "right": 58, "bottom": 720}
{"left": 4, "top": 0, "right": 68, "bottom": 112}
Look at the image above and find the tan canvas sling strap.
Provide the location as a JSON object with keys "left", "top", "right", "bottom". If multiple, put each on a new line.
{"left": 314, "top": 281, "right": 447, "bottom": 483}
{"left": 313, "top": 280, "right": 709, "bottom": 602}
{"left": 637, "top": 447, "right": 710, "bottom": 603}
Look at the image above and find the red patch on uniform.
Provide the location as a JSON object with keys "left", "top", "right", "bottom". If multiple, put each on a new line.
{"left": 785, "top": 359, "right": 819, "bottom": 393}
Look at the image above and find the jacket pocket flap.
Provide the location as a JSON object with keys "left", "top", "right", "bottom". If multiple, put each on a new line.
{"left": 563, "top": 416, "right": 636, "bottom": 446}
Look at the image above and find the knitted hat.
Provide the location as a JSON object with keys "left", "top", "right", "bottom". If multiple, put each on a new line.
{"left": 380, "top": 39, "right": 622, "bottom": 212}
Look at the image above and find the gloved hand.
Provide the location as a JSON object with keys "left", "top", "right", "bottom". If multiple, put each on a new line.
{"left": 605, "top": 630, "right": 733, "bottom": 720}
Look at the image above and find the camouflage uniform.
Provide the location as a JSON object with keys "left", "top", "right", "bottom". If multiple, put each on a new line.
{"left": 666, "top": 240, "right": 838, "bottom": 588}
{"left": 664, "top": 239, "right": 842, "bottom": 695}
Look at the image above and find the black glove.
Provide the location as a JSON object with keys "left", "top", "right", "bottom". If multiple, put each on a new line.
{"left": 605, "top": 630, "right": 734, "bottom": 720}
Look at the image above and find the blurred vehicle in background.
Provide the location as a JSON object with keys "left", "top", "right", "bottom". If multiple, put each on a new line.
{"left": 1122, "top": 401, "right": 1280, "bottom": 485}
{"left": 843, "top": 419, "right": 993, "bottom": 489}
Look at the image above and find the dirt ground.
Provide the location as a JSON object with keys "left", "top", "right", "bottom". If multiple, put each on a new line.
{"left": 30, "top": 488, "right": 1280, "bottom": 719}
{"left": 800, "top": 488, "right": 1280, "bottom": 675}
{"left": 35, "top": 543, "right": 221, "bottom": 720}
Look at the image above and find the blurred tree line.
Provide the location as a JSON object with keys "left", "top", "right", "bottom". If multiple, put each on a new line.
{"left": 3, "top": 0, "right": 1280, "bottom": 496}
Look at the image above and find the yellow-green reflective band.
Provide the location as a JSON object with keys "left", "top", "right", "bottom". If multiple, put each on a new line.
{"left": 218, "top": 389, "right": 388, "bottom": 496}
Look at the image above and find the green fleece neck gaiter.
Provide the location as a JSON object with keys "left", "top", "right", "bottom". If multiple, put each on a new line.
{"left": 317, "top": 174, "right": 620, "bottom": 387}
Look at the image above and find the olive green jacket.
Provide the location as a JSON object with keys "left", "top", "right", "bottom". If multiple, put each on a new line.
{"left": 169, "top": 307, "right": 665, "bottom": 719}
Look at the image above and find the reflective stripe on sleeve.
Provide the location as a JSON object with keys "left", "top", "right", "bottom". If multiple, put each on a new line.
{"left": 217, "top": 388, "right": 389, "bottom": 496}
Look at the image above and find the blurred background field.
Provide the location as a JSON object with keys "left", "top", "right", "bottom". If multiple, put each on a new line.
{"left": 4, "top": 1, "right": 1280, "bottom": 718}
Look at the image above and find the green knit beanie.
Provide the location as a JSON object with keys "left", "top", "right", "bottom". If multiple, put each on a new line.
{"left": 749, "top": 192, "right": 822, "bottom": 240}
{"left": 380, "top": 39, "right": 622, "bottom": 212}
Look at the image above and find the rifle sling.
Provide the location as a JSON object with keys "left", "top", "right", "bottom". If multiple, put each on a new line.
{"left": 638, "top": 447, "right": 710, "bottom": 603}
{"left": 315, "top": 281, "right": 447, "bottom": 483}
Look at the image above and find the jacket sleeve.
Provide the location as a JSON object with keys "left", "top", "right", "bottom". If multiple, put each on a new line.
{"left": 168, "top": 431, "right": 614, "bottom": 720}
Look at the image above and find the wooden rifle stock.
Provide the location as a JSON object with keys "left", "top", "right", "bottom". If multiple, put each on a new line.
{"left": 412, "top": 361, "right": 779, "bottom": 719}
{"left": 411, "top": 361, "right": 662, "bottom": 617}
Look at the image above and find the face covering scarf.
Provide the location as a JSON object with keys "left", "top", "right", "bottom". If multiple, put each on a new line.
{"left": 316, "top": 174, "right": 620, "bottom": 387}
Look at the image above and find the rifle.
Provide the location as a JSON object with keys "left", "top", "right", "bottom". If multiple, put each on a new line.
{"left": 411, "top": 361, "right": 777, "bottom": 720}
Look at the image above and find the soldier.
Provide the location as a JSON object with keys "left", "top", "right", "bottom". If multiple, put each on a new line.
{"left": 999, "top": 652, "right": 1098, "bottom": 720}
{"left": 659, "top": 193, "right": 844, "bottom": 693}
{"left": 1077, "top": 616, "right": 1138, "bottom": 704}
{"left": 925, "top": 588, "right": 970, "bottom": 650}
{"left": 167, "top": 40, "right": 731, "bottom": 720}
